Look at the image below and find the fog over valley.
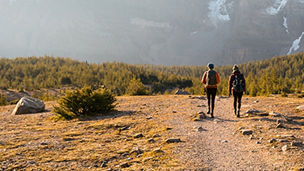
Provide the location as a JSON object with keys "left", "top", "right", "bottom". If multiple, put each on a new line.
{"left": 1, "top": 0, "right": 304, "bottom": 65}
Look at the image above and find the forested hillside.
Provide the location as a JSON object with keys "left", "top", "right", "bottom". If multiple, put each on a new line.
{"left": 0, "top": 53, "right": 304, "bottom": 96}
{"left": 0, "top": 57, "right": 193, "bottom": 95}
{"left": 133, "top": 52, "right": 304, "bottom": 96}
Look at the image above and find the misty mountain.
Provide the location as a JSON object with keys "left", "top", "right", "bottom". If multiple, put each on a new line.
{"left": 1, "top": 0, "right": 304, "bottom": 65}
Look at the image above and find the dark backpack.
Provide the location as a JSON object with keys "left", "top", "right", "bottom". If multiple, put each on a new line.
{"left": 207, "top": 70, "right": 217, "bottom": 85}
{"left": 232, "top": 74, "right": 243, "bottom": 92}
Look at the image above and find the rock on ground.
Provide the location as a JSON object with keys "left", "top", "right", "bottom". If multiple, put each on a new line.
{"left": 134, "top": 133, "right": 144, "bottom": 138}
{"left": 241, "top": 129, "right": 253, "bottom": 135}
{"left": 166, "top": 138, "right": 182, "bottom": 143}
{"left": 11, "top": 97, "right": 45, "bottom": 115}
{"left": 269, "top": 111, "right": 281, "bottom": 117}
{"left": 175, "top": 89, "right": 190, "bottom": 95}
{"left": 296, "top": 105, "right": 304, "bottom": 111}
{"left": 282, "top": 145, "right": 288, "bottom": 152}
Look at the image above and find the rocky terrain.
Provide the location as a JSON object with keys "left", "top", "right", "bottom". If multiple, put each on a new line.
{"left": 0, "top": 95, "right": 303, "bottom": 170}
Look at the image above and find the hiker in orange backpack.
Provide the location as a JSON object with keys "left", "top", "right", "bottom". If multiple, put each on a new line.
{"left": 201, "top": 63, "right": 220, "bottom": 118}
{"left": 228, "top": 65, "right": 246, "bottom": 117}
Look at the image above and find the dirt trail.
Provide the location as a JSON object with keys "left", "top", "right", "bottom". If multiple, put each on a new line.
{"left": 166, "top": 96, "right": 303, "bottom": 170}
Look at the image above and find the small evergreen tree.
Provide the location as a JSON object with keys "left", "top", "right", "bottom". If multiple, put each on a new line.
{"left": 53, "top": 86, "right": 116, "bottom": 119}
{"left": 126, "top": 77, "right": 148, "bottom": 95}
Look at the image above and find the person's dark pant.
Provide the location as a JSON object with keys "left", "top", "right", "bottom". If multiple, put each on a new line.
{"left": 233, "top": 91, "right": 243, "bottom": 111}
{"left": 206, "top": 88, "right": 217, "bottom": 114}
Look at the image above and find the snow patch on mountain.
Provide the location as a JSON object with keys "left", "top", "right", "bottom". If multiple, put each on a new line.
{"left": 130, "top": 18, "right": 171, "bottom": 29}
{"left": 208, "top": 0, "right": 232, "bottom": 27}
{"left": 288, "top": 32, "right": 304, "bottom": 54}
{"left": 266, "top": 0, "right": 289, "bottom": 15}
{"left": 283, "top": 17, "right": 289, "bottom": 33}
{"left": 190, "top": 31, "right": 198, "bottom": 36}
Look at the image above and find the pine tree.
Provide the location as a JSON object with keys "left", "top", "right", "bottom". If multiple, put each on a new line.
{"left": 126, "top": 76, "right": 148, "bottom": 96}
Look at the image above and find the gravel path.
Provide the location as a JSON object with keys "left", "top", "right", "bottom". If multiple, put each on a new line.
{"left": 169, "top": 96, "right": 293, "bottom": 170}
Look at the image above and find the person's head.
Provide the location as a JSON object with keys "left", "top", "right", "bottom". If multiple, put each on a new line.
{"left": 207, "top": 63, "right": 214, "bottom": 70}
{"left": 232, "top": 64, "right": 239, "bottom": 71}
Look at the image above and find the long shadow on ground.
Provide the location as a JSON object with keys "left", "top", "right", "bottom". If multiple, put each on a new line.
{"left": 78, "top": 110, "right": 137, "bottom": 121}
{"left": 199, "top": 116, "right": 238, "bottom": 123}
{"left": 215, "top": 117, "right": 238, "bottom": 123}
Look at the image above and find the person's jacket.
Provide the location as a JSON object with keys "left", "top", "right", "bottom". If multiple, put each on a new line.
{"left": 228, "top": 70, "right": 246, "bottom": 94}
{"left": 201, "top": 69, "right": 220, "bottom": 88}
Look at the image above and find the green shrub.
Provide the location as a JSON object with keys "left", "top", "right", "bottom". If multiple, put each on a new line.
{"left": 53, "top": 86, "right": 116, "bottom": 119}
{"left": 126, "top": 77, "right": 148, "bottom": 95}
{"left": 39, "top": 91, "right": 57, "bottom": 102}
{"left": 0, "top": 94, "right": 7, "bottom": 106}
{"left": 281, "top": 91, "right": 288, "bottom": 97}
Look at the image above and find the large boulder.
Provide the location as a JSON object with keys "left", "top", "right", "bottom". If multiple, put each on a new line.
{"left": 11, "top": 97, "right": 45, "bottom": 115}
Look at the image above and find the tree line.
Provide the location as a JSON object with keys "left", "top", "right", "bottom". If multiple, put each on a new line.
{"left": 0, "top": 56, "right": 193, "bottom": 95}
{"left": 143, "top": 52, "right": 304, "bottom": 96}
{"left": 0, "top": 52, "right": 303, "bottom": 96}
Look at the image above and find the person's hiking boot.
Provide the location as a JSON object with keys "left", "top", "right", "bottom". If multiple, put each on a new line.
{"left": 237, "top": 109, "right": 240, "bottom": 118}
{"left": 234, "top": 109, "right": 237, "bottom": 116}
{"left": 211, "top": 110, "right": 214, "bottom": 118}
{"left": 207, "top": 108, "right": 210, "bottom": 114}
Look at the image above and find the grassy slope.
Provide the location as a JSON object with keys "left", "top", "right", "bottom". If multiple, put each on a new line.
{"left": 0, "top": 96, "right": 182, "bottom": 170}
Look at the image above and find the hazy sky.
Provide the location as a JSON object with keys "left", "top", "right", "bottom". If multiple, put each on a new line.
{"left": 2, "top": 0, "right": 209, "bottom": 64}
{"left": 1, "top": 0, "right": 304, "bottom": 65}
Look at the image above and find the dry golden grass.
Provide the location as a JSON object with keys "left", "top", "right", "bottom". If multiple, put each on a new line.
{"left": 0, "top": 96, "right": 185, "bottom": 170}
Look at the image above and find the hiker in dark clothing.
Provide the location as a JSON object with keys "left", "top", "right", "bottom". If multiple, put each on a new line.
{"left": 228, "top": 65, "right": 246, "bottom": 117}
{"left": 202, "top": 63, "right": 220, "bottom": 118}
